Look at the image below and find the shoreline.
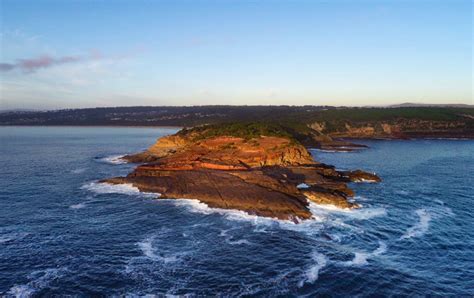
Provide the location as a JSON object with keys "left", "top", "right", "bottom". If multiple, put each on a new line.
{"left": 1, "top": 125, "right": 473, "bottom": 140}
{"left": 0, "top": 125, "right": 183, "bottom": 129}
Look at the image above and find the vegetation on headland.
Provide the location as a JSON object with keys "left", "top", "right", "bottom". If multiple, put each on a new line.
{"left": 1, "top": 106, "right": 473, "bottom": 139}
{"left": 178, "top": 121, "right": 302, "bottom": 141}
{"left": 1, "top": 106, "right": 472, "bottom": 127}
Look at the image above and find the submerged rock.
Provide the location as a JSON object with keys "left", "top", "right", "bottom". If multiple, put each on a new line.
{"left": 103, "top": 123, "right": 381, "bottom": 221}
{"left": 341, "top": 170, "right": 382, "bottom": 183}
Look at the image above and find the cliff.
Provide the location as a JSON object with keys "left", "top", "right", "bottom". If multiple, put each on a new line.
{"left": 103, "top": 123, "right": 381, "bottom": 221}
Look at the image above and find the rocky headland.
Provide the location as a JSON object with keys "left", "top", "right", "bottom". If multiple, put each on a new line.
{"left": 102, "top": 122, "right": 381, "bottom": 222}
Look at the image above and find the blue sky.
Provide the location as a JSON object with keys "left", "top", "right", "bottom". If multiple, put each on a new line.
{"left": 0, "top": 0, "right": 472, "bottom": 109}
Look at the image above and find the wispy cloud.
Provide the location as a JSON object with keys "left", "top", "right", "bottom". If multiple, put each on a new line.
{"left": 0, "top": 52, "right": 102, "bottom": 73}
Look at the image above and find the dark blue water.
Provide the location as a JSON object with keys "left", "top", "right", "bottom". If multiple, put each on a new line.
{"left": 1, "top": 127, "right": 473, "bottom": 296}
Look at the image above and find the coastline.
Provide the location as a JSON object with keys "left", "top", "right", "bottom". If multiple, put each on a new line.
{"left": 2, "top": 117, "right": 472, "bottom": 296}
{"left": 2, "top": 125, "right": 473, "bottom": 140}
{"left": 0, "top": 124, "right": 183, "bottom": 129}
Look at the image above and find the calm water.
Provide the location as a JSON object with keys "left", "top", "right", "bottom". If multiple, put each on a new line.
{"left": 1, "top": 127, "right": 473, "bottom": 296}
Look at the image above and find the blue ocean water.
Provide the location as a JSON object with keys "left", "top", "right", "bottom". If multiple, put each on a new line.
{"left": 1, "top": 127, "right": 473, "bottom": 296}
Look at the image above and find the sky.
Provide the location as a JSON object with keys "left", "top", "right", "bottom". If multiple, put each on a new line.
{"left": 0, "top": 0, "right": 472, "bottom": 110}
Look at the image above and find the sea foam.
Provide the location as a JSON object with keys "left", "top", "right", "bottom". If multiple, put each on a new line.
{"left": 308, "top": 202, "right": 387, "bottom": 220}
{"left": 97, "top": 154, "right": 127, "bottom": 165}
{"left": 218, "top": 228, "right": 253, "bottom": 245}
{"left": 137, "top": 236, "right": 180, "bottom": 263}
{"left": 171, "top": 199, "right": 281, "bottom": 225}
{"left": 343, "top": 241, "right": 387, "bottom": 266}
{"left": 400, "top": 209, "right": 431, "bottom": 239}
{"left": 298, "top": 251, "right": 328, "bottom": 287}
{"left": 71, "top": 168, "right": 86, "bottom": 174}
{"left": 69, "top": 203, "right": 86, "bottom": 209}
{"left": 81, "top": 182, "right": 158, "bottom": 198}
{"left": 8, "top": 268, "right": 68, "bottom": 297}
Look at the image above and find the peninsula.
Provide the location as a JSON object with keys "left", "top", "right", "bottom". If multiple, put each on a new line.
{"left": 103, "top": 122, "right": 381, "bottom": 221}
{"left": 2, "top": 105, "right": 473, "bottom": 150}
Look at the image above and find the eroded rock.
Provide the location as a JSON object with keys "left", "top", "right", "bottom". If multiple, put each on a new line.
{"left": 103, "top": 125, "right": 381, "bottom": 221}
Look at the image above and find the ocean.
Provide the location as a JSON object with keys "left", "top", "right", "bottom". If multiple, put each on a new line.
{"left": 1, "top": 126, "right": 473, "bottom": 296}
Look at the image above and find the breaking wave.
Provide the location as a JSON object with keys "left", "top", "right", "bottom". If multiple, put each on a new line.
{"left": 308, "top": 202, "right": 387, "bottom": 220}
{"left": 81, "top": 182, "right": 158, "bottom": 198}
{"left": 171, "top": 199, "right": 281, "bottom": 225}
{"left": 69, "top": 203, "right": 86, "bottom": 209}
{"left": 96, "top": 155, "right": 127, "bottom": 165}
{"left": 401, "top": 209, "right": 431, "bottom": 239}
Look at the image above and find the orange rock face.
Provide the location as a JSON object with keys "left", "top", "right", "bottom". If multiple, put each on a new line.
{"left": 105, "top": 130, "right": 381, "bottom": 221}
{"left": 125, "top": 135, "right": 314, "bottom": 168}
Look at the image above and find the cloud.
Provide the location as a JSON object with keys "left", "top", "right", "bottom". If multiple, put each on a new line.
{"left": 0, "top": 52, "right": 100, "bottom": 73}
{"left": 0, "top": 63, "right": 15, "bottom": 71}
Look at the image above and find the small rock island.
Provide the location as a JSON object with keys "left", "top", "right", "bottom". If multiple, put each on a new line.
{"left": 103, "top": 122, "right": 381, "bottom": 222}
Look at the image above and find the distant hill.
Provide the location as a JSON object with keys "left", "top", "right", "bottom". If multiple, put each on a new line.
{"left": 1, "top": 105, "right": 473, "bottom": 139}
{"left": 0, "top": 108, "right": 43, "bottom": 114}
{"left": 0, "top": 105, "right": 473, "bottom": 127}
{"left": 386, "top": 103, "right": 473, "bottom": 108}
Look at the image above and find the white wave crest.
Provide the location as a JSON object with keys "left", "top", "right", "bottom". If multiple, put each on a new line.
{"left": 350, "top": 252, "right": 371, "bottom": 266}
{"left": 171, "top": 199, "right": 281, "bottom": 225}
{"left": 97, "top": 154, "right": 127, "bottom": 165}
{"left": 71, "top": 168, "right": 86, "bottom": 174}
{"left": 401, "top": 209, "right": 431, "bottom": 239}
{"left": 343, "top": 241, "right": 387, "bottom": 266}
{"left": 81, "top": 182, "right": 158, "bottom": 198}
{"left": 171, "top": 199, "right": 330, "bottom": 236}
{"left": 308, "top": 202, "right": 387, "bottom": 220}
{"left": 298, "top": 252, "right": 327, "bottom": 287}
{"left": 0, "top": 236, "right": 14, "bottom": 244}
{"left": 373, "top": 241, "right": 387, "bottom": 255}
{"left": 161, "top": 198, "right": 383, "bottom": 236}
{"left": 227, "top": 239, "right": 252, "bottom": 245}
{"left": 69, "top": 203, "right": 86, "bottom": 209}
{"left": 7, "top": 285, "right": 35, "bottom": 297}
{"left": 171, "top": 198, "right": 384, "bottom": 235}
{"left": 347, "top": 207, "right": 387, "bottom": 220}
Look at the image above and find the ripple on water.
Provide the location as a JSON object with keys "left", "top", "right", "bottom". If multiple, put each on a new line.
{"left": 0, "top": 232, "right": 29, "bottom": 244}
